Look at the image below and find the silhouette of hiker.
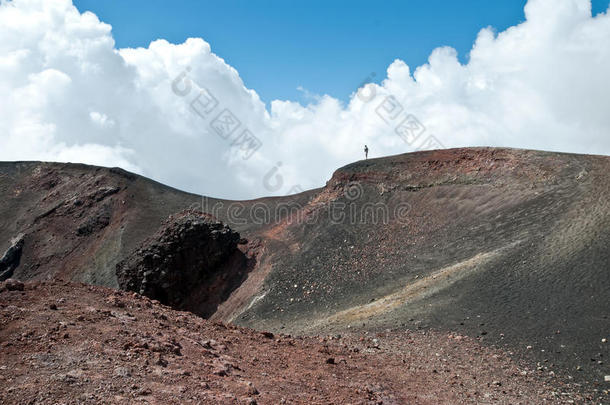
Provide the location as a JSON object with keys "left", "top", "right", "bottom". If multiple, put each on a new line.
{"left": 364, "top": 145, "right": 369, "bottom": 159}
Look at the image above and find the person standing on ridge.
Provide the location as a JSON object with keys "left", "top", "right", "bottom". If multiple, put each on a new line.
{"left": 364, "top": 145, "right": 369, "bottom": 159}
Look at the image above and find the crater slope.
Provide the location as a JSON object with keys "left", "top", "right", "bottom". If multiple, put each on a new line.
{"left": 1, "top": 147, "right": 608, "bottom": 393}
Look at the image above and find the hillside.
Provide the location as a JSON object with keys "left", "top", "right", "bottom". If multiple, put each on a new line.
{"left": 0, "top": 147, "right": 608, "bottom": 399}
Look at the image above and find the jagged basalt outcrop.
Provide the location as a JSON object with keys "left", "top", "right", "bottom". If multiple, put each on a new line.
{"left": 116, "top": 210, "right": 244, "bottom": 315}
{"left": 0, "top": 236, "right": 24, "bottom": 281}
{"left": 76, "top": 203, "right": 112, "bottom": 236}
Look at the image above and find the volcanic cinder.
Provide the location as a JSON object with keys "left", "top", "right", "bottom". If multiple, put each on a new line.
{"left": 0, "top": 147, "right": 608, "bottom": 404}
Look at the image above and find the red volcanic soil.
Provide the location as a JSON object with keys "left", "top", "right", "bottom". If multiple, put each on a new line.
{"left": 0, "top": 280, "right": 596, "bottom": 404}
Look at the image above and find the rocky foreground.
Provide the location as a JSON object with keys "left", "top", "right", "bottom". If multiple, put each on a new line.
{"left": 0, "top": 279, "right": 602, "bottom": 404}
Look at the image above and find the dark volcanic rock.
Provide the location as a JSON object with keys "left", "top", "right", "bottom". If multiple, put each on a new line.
{"left": 3, "top": 278, "right": 24, "bottom": 291}
{"left": 0, "top": 236, "right": 24, "bottom": 281}
{"left": 76, "top": 203, "right": 112, "bottom": 236}
{"left": 116, "top": 211, "right": 242, "bottom": 314}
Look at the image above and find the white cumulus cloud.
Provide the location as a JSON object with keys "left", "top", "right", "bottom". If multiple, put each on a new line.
{"left": 0, "top": 0, "right": 609, "bottom": 199}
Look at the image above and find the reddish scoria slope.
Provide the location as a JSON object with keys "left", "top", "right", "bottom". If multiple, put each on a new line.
{"left": 0, "top": 280, "right": 596, "bottom": 404}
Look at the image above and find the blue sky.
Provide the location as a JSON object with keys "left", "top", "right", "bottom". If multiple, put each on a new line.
{"left": 72, "top": 0, "right": 609, "bottom": 105}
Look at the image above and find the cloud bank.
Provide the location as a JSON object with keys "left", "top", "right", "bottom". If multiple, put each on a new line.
{"left": 1, "top": 0, "right": 609, "bottom": 199}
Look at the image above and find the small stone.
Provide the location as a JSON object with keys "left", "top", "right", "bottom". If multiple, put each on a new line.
{"left": 155, "top": 354, "right": 168, "bottom": 367}
{"left": 212, "top": 361, "right": 232, "bottom": 376}
{"left": 49, "top": 303, "right": 58, "bottom": 310}
{"left": 114, "top": 367, "right": 131, "bottom": 377}
{"left": 106, "top": 296, "right": 125, "bottom": 308}
{"left": 325, "top": 357, "right": 335, "bottom": 365}
{"left": 604, "top": 375, "right": 610, "bottom": 382}
{"left": 201, "top": 339, "right": 218, "bottom": 349}
{"left": 4, "top": 279, "right": 24, "bottom": 291}
{"left": 213, "top": 368, "right": 227, "bottom": 376}
{"left": 137, "top": 388, "right": 152, "bottom": 396}
{"left": 602, "top": 338, "right": 607, "bottom": 343}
